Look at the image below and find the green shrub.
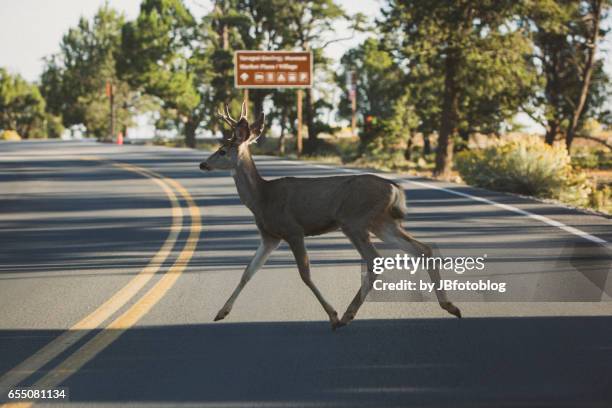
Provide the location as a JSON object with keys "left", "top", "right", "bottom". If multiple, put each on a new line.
{"left": 1, "top": 130, "right": 21, "bottom": 141}
{"left": 590, "top": 185, "right": 611, "bottom": 213}
{"left": 571, "top": 148, "right": 612, "bottom": 170}
{"left": 455, "top": 135, "right": 593, "bottom": 206}
{"left": 572, "top": 151, "right": 600, "bottom": 169}
{"left": 595, "top": 150, "right": 612, "bottom": 170}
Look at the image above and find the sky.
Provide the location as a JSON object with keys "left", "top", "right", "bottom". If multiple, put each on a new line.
{"left": 0, "top": 0, "right": 379, "bottom": 82}
{"left": 0, "top": 1, "right": 610, "bottom": 135}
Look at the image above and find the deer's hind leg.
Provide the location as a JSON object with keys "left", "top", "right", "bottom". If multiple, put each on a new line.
{"left": 374, "top": 220, "right": 462, "bottom": 318}
{"left": 338, "top": 226, "right": 382, "bottom": 327}
{"left": 287, "top": 235, "right": 341, "bottom": 330}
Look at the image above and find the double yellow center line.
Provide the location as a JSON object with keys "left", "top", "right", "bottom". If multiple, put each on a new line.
{"left": 0, "top": 159, "right": 201, "bottom": 408}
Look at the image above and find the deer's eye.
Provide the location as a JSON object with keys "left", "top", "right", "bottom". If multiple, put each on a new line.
{"left": 219, "top": 150, "right": 226, "bottom": 156}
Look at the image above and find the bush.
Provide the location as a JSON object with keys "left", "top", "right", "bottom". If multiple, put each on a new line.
{"left": 455, "top": 135, "right": 593, "bottom": 206}
{"left": 1, "top": 130, "right": 21, "bottom": 141}
{"left": 572, "top": 151, "right": 600, "bottom": 169}
{"left": 46, "top": 114, "right": 64, "bottom": 139}
{"left": 571, "top": 148, "right": 612, "bottom": 170}
{"left": 590, "top": 185, "right": 611, "bottom": 213}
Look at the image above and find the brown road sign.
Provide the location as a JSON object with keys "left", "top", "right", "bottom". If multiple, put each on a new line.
{"left": 235, "top": 51, "right": 313, "bottom": 89}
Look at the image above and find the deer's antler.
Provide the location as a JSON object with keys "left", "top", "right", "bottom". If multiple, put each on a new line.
{"left": 225, "top": 104, "right": 237, "bottom": 123}
{"left": 216, "top": 104, "right": 237, "bottom": 128}
{"left": 240, "top": 100, "right": 247, "bottom": 120}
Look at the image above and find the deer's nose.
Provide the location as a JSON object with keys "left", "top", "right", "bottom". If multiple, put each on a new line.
{"left": 200, "top": 162, "right": 211, "bottom": 171}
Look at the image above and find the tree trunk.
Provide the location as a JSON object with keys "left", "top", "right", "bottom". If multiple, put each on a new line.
{"left": 22, "top": 124, "right": 31, "bottom": 139}
{"left": 358, "top": 112, "right": 375, "bottom": 156}
{"left": 184, "top": 119, "right": 197, "bottom": 148}
{"left": 423, "top": 133, "right": 431, "bottom": 155}
{"left": 434, "top": 51, "right": 459, "bottom": 178}
{"left": 278, "top": 121, "right": 286, "bottom": 155}
{"left": 251, "top": 90, "right": 266, "bottom": 118}
{"left": 456, "top": 127, "right": 469, "bottom": 151}
{"left": 404, "top": 132, "right": 413, "bottom": 161}
{"left": 545, "top": 119, "right": 558, "bottom": 145}
{"left": 566, "top": 0, "right": 602, "bottom": 151}
{"left": 303, "top": 87, "right": 317, "bottom": 154}
{"left": 543, "top": 42, "right": 562, "bottom": 145}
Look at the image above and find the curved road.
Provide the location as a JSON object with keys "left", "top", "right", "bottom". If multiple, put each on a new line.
{"left": 0, "top": 140, "right": 611, "bottom": 407}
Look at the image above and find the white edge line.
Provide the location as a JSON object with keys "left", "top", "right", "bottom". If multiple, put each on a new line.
{"left": 271, "top": 158, "right": 609, "bottom": 247}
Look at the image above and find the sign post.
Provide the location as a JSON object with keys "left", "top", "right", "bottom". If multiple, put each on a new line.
{"left": 234, "top": 50, "right": 313, "bottom": 156}
{"left": 297, "top": 89, "right": 303, "bottom": 154}
{"left": 243, "top": 88, "right": 249, "bottom": 118}
{"left": 106, "top": 81, "right": 115, "bottom": 143}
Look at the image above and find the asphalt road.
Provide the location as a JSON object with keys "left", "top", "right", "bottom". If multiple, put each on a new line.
{"left": 0, "top": 140, "right": 611, "bottom": 408}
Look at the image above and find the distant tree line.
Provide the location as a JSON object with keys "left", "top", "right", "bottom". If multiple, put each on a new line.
{"left": 0, "top": 68, "right": 63, "bottom": 139}
{"left": 338, "top": 0, "right": 611, "bottom": 176}
{"left": 1, "top": 0, "right": 610, "bottom": 176}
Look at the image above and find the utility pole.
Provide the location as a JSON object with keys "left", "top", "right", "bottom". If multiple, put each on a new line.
{"left": 297, "top": 89, "right": 303, "bottom": 156}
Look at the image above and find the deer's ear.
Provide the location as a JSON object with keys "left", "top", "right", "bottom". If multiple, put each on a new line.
{"left": 248, "top": 113, "right": 265, "bottom": 143}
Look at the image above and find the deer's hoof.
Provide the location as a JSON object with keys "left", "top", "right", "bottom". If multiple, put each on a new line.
{"left": 441, "top": 302, "right": 462, "bottom": 318}
{"left": 340, "top": 312, "right": 355, "bottom": 326}
{"left": 331, "top": 320, "right": 346, "bottom": 331}
{"left": 214, "top": 309, "right": 229, "bottom": 321}
{"left": 329, "top": 312, "right": 342, "bottom": 331}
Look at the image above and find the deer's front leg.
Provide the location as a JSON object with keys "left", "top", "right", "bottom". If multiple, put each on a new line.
{"left": 287, "top": 236, "right": 341, "bottom": 330}
{"left": 214, "top": 234, "right": 280, "bottom": 321}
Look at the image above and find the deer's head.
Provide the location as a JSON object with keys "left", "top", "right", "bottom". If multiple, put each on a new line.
{"left": 199, "top": 101, "right": 265, "bottom": 171}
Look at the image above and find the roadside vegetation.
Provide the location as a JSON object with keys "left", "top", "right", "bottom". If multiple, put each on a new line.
{"left": 1, "top": 0, "right": 611, "bottom": 214}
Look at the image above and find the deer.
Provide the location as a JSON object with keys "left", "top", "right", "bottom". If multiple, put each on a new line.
{"left": 199, "top": 101, "right": 461, "bottom": 330}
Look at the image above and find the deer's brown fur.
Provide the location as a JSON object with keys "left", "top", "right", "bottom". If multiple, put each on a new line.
{"left": 200, "top": 102, "right": 461, "bottom": 329}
